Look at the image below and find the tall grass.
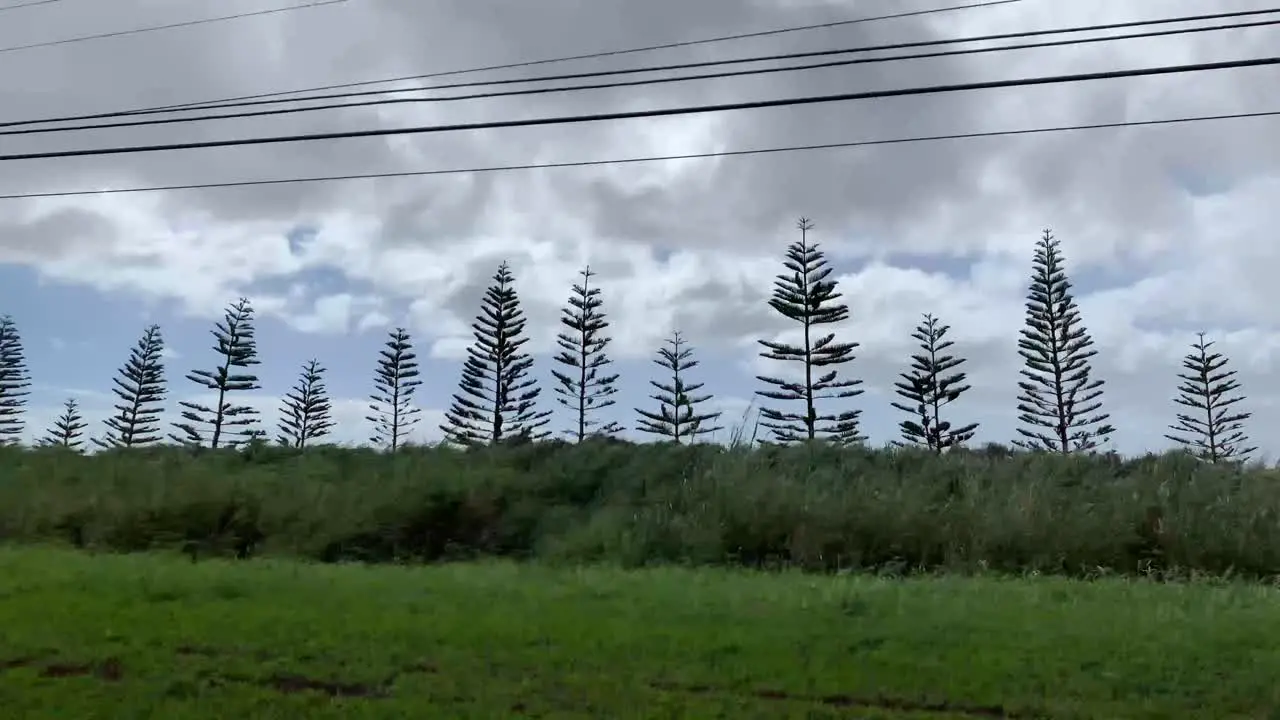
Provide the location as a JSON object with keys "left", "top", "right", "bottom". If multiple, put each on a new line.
{"left": 1, "top": 441, "right": 1278, "bottom": 579}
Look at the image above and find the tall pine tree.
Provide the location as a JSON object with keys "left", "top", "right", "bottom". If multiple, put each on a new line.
{"left": 552, "top": 265, "right": 621, "bottom": 441}
{"left": 96, "top": 324, "right": 166, "bottom": 449}
{"left": 43, "top": 398, "right": 87, "bottom": 451}
{"left": 171, "top": 297, "right": 261, "bottom": 449}
{"left": 1014, "top": 229, "right": 1113, "bottom": 453}
{"left": 278, "top": 359, "right": 335, "bottom": 449}
{"left": 891, "top": 313, "right": 978, "bottom": 451}
{"left": 442, "top": 261, "right": 551, "bottom": 445}
{"left": 756, "top": 217, "right": 864, "bottom": 444}
{"left": 367, "top": 329, "right": 422, "bottom": 451}
{"left": 635, "top": 330, "right": 722, "bottom": 443}
{"left": 0, "top": 315, "right": 31, "bottom": 444}
{"left": 1165, "top": 332, "right": 1255, "bottom": 463}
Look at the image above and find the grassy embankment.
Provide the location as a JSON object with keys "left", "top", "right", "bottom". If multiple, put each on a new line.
{"left": 2, "top": 546, "right": 1280, "bottom": 717}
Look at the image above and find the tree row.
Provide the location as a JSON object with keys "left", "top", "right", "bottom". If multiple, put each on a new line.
{"left": 0, "top": 219, "right": 1256, "bottom": 462}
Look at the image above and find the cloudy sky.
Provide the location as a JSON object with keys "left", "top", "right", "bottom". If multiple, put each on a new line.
{"left": 0, "top": 0, "right": 1277, "bottom": 455}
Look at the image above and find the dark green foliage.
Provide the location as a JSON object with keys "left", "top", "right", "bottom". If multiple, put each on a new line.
{"left": 891, "top": 313, "right": 978, "bottom": 452}
{"left": 171, "top": 298, "right": 262, "bottom": 449}
{"left": 635, "top": 331, "right": 722, "bottom": 443}
{"left": 42, "top": 398, "right": 87, "bottom": 451}
{"left": 368, "top": 329, "right": 422, "bottom": 452}
{"left": 4, "top": 442, "right": 1280, "bottom": 581}
{"left": 278, "top": 359, "right": 334, "bottom": 449}
{"left": 95, "top": 324, "right": 166, "bottom": 449}
{"left": 552, "top": 266, "right": 621, "bottom": 441}
{"left": 1165, "top": 332, "right": 1255, "bottom": 463}
{"left": 0, "top": 315, "right": 31, "bottom": 444}
{"left": 756, "top": 217, "right": 864, "bottom": 444}
{"left": 1015, "top": 230, "right": 1113, "bottom": 453}
{"left": 443, "top": 261, "right": 551, "bottom": 445}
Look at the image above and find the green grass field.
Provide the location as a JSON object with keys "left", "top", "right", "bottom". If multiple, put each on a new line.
{"left": 2, "top": 547, "right": 1279, "bottom": 718}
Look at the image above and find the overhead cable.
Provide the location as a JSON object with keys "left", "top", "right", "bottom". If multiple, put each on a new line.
{"left": 0, "top": 0, "right": 73, "bottom": 13}
{"left": 111, "top": 0, "right": 1024, "bottom": 114}
{"left": 128, "top": 6, "right": 1280, "bottom": 117}
{"left": 4, "top": 108, "right": 1275, "bottom": 200}
{"left": 1, "top": 17, "right": 1274, "bottom": 138}
{"left": 0, "top": 0, "right": 345, "bottom": 57}
{"left": 0, "top": 55, "right": 1273, "bottom": 162}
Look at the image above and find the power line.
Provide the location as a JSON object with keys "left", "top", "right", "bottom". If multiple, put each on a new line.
{"left": 125, "top": 7, "right": 1280, "bottom": 116}
{"left": 9, "top": 9, "right": 1277, "bottom": 132}
{"left": 4, "top": 17, "right": 1274, "bottom": 138}
{"left": 120, "top": 0, "right": 1023, "bottom": 114}
{"left": 0, "top": 0, "right": 346, "bottom": 56}
{"left": 0, "top": 0, "right": 72, "bottom": 12}
{"left": 0, "top": 54, "right": 1273, "bottom": 162}
{"left": 3, "top": 108, "right": 1275, "bottom": 200}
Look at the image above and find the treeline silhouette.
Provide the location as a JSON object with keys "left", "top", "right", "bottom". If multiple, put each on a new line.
{"left": 0, "top": 220, "right": 1256, "bottom": 460}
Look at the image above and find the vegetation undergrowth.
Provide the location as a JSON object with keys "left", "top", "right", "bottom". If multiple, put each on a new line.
{"left": 2, "top": 440, "right": 1277, "bottom": 581}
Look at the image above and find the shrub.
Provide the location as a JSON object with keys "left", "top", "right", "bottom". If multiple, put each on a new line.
{"left": 1, "top": 442, "right": 1278, "bottom": 580}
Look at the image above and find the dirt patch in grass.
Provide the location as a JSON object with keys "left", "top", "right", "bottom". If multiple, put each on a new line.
{"left": 0, "top": 656, "right": 40, "bottom": 671}
{"left": 37, "top": 657, "right": 123, "bottom": 682}
{"left": 171, "top": 645, "right": 395, "bottom": 698}
{"left": 174, "top": 645, "right": 221, "bottom": 657}
{"left": 235, "top": 671, "right": 388, "bottom": 698}
{"left": 173, "top": 643, "right": 278, "bottom": 662}
{"left": 16, "top": 650, "right": 387, "bottom": 700}
{"left": 97, "top": 658, "right": 124, "bottom": 682}
{"left": 649, "top": 679, "right": 1025, "bottom": 718}
{"left": 263, "top": 673, "right": 387, "bottom": 698}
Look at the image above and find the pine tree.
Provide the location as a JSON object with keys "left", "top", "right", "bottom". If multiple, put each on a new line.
{"left": 1165, "top": 332, "right": 1255, "bottom": 463}
{"left": 755, "top": 217, "right": 864, "bottom": 444}
{"left": 891, "top": 313, "right": 979, "bottom": 451}
{"left": 635, "top": 330, "right": 722, "bottom": 442}
{"left": 552, "top": 265, "right": 621, "bottom": 441}
{"left": 367, "top": 328, "right": 422, "bottom": 451}
{"left": 95, "top": 324, "right": 166, "bottom": 449}
{"left": 42, "top": 398, "right": 86, "bottom": 450}
{"left": 1014, "top": 229, "right": 1113, "bottom": 453}
{"left": 442, "top": 261, "right": 551, "bottom": 445}
{"left": 0, "top": 315, "right": 31, "bottom": 444}
{"left": 277, "top": 359, "right": 334, "bottom": 449}
{"left": 170, "top": 297, "right": 262, "bottom": 449}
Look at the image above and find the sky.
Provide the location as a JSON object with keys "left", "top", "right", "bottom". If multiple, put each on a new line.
{"left": 1, "top": 0, "right": 1279, "bottom": 456}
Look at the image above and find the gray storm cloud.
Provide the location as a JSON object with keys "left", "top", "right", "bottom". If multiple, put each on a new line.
{"left": 3, "top": 0, "right": 1280, "bottom": 454}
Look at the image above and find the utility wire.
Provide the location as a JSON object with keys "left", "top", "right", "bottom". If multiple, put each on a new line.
{"left": 0, "top": 0, "right": 345, "bottom": 56}
{"left": 7, "top": 9, "right": 1276, "bottom": 131}
{"left": 117, "top": 0, "right": 1022, "bottom": 114}
{"left": 0, "top": 55, "right": 1273, "bottom": 163}
{"left": 0, "top": 0, "right": 72, "bottom": 12}
{"left": 120, "top": 7, "right": 1280, "bottom": 117}
{"left": 2, "top": 17, "right": 1274, "bottom": 138}
{"left": 3, "top": 108, "right": 1275, "bottom": 200}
